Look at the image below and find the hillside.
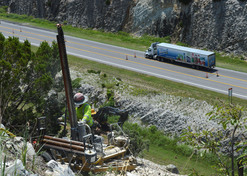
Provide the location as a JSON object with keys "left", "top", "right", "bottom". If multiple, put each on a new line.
{"left": 1, "top": 1, "right": 247, "bottom": 175}
{"left": 1, "top": 0, "right": 247, "bottom": 55}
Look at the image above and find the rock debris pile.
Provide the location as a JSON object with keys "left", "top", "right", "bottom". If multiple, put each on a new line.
{"left": 69, "top": 70, "right": 220, "bottom": 136}
{"left": 0, "top": 128, "right": 185, "bottom": 176}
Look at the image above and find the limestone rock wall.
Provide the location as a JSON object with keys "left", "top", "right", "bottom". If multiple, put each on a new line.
{"left": 1, "top": 0, "right": 247, "bottom": 54}
{"left": 179, "top": 0, "right": 247, "bottom": 54}
{"left": 2, "top": 0, "right": 132, "bottom": 32}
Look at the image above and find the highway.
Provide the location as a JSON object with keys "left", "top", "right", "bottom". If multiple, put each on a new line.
{"left": 0, "top": 21, "right": 247, "bottom": 100}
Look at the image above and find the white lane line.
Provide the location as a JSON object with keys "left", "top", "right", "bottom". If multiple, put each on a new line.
{"left": 13, "top": 40, "right": 247, "bottom": 100}
{"left": 68, "top": 52, "right": 247, "bottom": 100}
{"left": 15, "top": 37, "right": 246, "bottom": 100}
{"left": 2, "top": 21, "right": 141, "bottom": 53}
{"left": 1, "top": 21, "right": 57, "bottom": 35}
{"left": 3, "top": 21, "right": 247, "bottom": 75}
{"left": 216, "top": 67, "right": 247, "bottom": 76}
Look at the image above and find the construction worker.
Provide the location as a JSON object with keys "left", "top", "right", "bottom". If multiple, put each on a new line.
{"left": 73, "top": 93, "right": 94, "bottom": 127}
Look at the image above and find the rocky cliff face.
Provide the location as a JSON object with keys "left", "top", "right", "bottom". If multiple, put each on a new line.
{"left": 180, "top": 0, "right": 247, "bottom": 55}
{"left": 2, "top": 0, "right": 132, "bottom": 32}
{"left": 1, "top": 0, "right": 247, "bottom": 54}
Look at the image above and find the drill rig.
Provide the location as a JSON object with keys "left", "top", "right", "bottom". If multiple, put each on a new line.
{"left": 36, "top": 24, "right": 137, "bottom": 173}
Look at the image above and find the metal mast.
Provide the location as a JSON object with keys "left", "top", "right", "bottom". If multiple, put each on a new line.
{"left": 56, "top": 24, "right": 78, "bottom": 140}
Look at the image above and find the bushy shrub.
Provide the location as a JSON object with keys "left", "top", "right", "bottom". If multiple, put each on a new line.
{"left": 0, "top": 6, "right": 8, "bottom": 13}
{"left": 46, "top": 0, "right": 52, "bottom": 7}
{"left": 178, "top": 0, "right": 192, "bottom": 5}
{"left": 87, "top": 69, "right": 101, "bottom": 74}
{"left": 105, "top": 0, "right": 111, "bottom": 6}
{"left": 123, "top": 123, "right": 150, "bottom": 156}
{"left": 105, "top": 89, "right": 115, "bottom": 107}
{"left": 176, "top": 41, "right": 189, "bottom": 47}
{"left": 72, "top": 78, "right": 82, "bottom": 89}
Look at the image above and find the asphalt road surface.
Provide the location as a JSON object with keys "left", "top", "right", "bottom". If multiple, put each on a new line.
{"left": 1, "top": 21, "right": 247, "bottom": 100}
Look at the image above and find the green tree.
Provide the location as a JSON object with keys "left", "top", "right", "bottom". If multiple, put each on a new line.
{"left": 182, "top": 102, "right": 247, "bottom": 176}
{"left": 0, "top": 34, "right": 60, "bottom": 135}
{"left": 208, "top": 103, "right": 246, "bottom": 176}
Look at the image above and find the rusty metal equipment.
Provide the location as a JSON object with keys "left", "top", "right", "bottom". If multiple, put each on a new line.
{"left": 56, "top": 24, "right": 78, "bottom": 140}
{"left": 36, "top": 24, "right": 137, "bottom": 173}
{"left": 38, "top": 123, "right": 137, "bottom": 173}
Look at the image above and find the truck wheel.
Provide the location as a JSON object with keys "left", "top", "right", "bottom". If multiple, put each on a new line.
{"left": 41, "top": 151, "right": 53, "bottom": 162}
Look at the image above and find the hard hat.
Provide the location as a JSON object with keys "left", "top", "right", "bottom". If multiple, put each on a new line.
{"left": 73, "top": 93, "right": 88, "bottom": 107}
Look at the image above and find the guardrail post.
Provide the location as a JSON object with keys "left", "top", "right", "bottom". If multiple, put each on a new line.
{"left": 228, "top": 88, "right": 233, "bottom": 104}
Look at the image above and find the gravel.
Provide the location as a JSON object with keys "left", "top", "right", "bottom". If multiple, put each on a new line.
{"left": 105, "top": 158, "right": 186, "bottom": 176}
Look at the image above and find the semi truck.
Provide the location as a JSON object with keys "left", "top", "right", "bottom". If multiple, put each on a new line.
{"left": 145, "top": 42, "right": 216, "bottom": 69}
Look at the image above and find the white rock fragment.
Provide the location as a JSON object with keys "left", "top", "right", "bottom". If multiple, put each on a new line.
{"left": 45, "top": 160, "right": 75, "bottom": 176}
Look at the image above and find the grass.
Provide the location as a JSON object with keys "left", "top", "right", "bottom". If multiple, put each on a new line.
{"left": 123, "top": 123, "right": 220, "bottom": 175}
{"left": 68, "top": 54, "right": 247, "bottom": 107}
{"left": 144, "top": 145, "right": 216, "bottom": 175}
{"left": 215, "top": 52, "right": 247, "bottom": 72}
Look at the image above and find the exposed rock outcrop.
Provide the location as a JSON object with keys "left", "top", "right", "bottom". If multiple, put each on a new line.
{"left": 68, "top": 70, "right": 219, "bottom": 136}
{"left": 179, "top": 0, "right": 247, "bottom": 55}
{"left": 45, "top": 160, "right": 75, "bottom": 176}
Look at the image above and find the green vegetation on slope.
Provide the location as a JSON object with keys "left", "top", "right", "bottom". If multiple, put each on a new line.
{"left": 68, "top": 54, "right": 247, "bottom": 107}
{"left": 0, "top": 34, "right": 61, "bottom": 136}
{"left": 123, "top": 123, "right": 218, "bottom": 175}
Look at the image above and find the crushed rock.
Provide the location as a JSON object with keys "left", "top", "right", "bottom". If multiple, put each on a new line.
{"left": 105, "top": 158, "right": 186, "bottom": 176}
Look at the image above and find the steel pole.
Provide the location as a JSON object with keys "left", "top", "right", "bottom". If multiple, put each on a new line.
{"left": 56, "top": 24, "right": 78, "bottom": 140}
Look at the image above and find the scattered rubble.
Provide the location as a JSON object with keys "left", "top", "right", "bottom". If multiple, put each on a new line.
{"left": 0, "top": 127, "right": 46, "bottom": 175}
{"left": 4, "top": 159, "right": 38, "bottom": 176}
{"left": 45, "top": 160, "right": 75, "bottom": 176}
{"left": 0, "top": 126, "right": 185, "bottom": 176}
{"left": 126, "top": 158, "right": 185, "bottom": 176}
